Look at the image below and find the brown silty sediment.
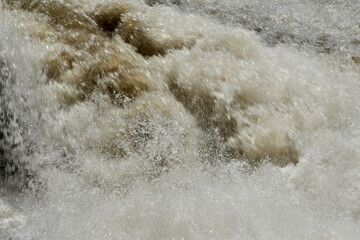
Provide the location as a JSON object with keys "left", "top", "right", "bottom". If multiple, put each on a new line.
{"left": 3, "top": 0, "right": 157, "bottom": 106}
{"left": 2, "top": 0, "right": 300, "bottom": 168}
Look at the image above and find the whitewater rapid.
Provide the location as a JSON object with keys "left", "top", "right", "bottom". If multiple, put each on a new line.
{"left": 1, "top": 0, "right": 360, "bottom": 239}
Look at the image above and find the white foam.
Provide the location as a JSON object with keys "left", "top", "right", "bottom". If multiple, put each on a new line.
{"left": 1, "top": 0, "right": 360, "bottom": 239}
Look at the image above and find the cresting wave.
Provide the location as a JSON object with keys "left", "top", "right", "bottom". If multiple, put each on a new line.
{"left": 1, "top": 0, "right": 360, "bottom": 239}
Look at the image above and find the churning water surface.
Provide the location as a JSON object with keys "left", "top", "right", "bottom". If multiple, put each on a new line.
{"left": 1, "top": 0, "right": 360, "bottom": 239}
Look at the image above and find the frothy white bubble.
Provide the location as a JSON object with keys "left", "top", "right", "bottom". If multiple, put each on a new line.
{"left": 1, "top": 0, "right": 360, "bottom": 239}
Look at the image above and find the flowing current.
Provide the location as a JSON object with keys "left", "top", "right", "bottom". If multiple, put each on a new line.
{"left": 1, "top": 0, "right": 360, "bottom": 239}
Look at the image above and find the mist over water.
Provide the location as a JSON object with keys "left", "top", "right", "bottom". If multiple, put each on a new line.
{"left": 1, "top": 0, "right": 360, "bottom": 239}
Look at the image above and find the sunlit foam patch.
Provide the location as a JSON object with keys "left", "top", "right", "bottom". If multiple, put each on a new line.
{"left": 115, "top": 4, "right": 207, "bottom": 56}
{"left": 50, "top": 91, "right": 202, "bottom": 190}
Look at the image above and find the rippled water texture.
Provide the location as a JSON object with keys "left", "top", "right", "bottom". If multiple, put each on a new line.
{"left": 1, "top": 0, "right": 360, "bottom": 239}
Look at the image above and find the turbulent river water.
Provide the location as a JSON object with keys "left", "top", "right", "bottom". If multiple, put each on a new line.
{"left": 0, "top": 0, "right": 360, "bottom": 239}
